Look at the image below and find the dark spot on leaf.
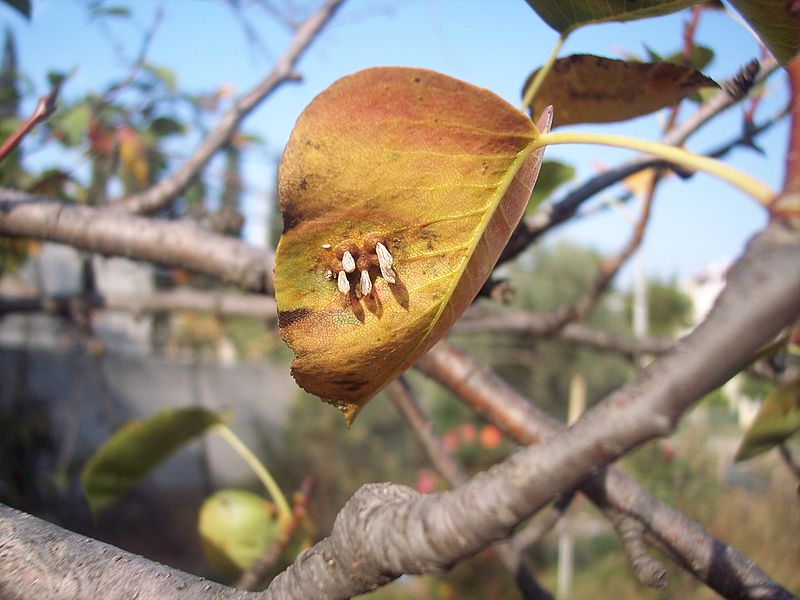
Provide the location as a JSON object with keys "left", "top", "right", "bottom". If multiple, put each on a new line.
{"left": 330, "top": 376, "right": 367, "bottom": 391}
{"left": 389, "top": 279, "right": 409, "bottom": 310}
{"left": 282, "top": 209, "right": 301, "bottom": 232}
{"left": 278, "top": 308, "right": 310, "bottom": 328}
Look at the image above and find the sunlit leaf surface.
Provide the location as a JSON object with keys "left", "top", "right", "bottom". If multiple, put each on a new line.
{"left": 735, "top": 379, "right": 800, "bottom": 462}
{"left": 524, "top": 0, "right": 700, "bottom": 34}
{"left": 524, "top": 54, "right": 717, "bottom": 127}
{"left": 81, "top": 407, "right": 224, "bottom": 514}
{"left": 275, "top": 67, "right": 550, "bottom": 423}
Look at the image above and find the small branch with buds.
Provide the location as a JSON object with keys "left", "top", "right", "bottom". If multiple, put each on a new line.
{"left": 0, "top": 83, "right": 61, "bottom": 163}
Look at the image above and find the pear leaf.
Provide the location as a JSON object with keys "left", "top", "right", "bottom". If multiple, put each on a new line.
{"left": 726, "top": 0, "right": 799, "bottom": 66}
{"left": 524, "top": 0, "right": 701, "bottom": 34}
{"left": 275, "top": 67, "right": 551, "bottom": 423}
{"left": 523, "top": 54, "right": 718, "bottom": 127}
{"left": 734, "top": 379, "right": 800, "bottom": 462}
{"left": 81, "top": 407, "right": 224, "bottom": 514}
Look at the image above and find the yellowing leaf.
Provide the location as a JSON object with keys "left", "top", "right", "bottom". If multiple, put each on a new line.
{"left": 524, "top": 54, "right": 718, "bottom": 127}
{"left": 622, "top": 168, "right": 658, "bottom": 197}
{"left": 275, "top": 67, "right": 550, "bottom": 423}
{"left": 734, "top": 379, "right": 800, "bottom": 462}
{"left": 524, "top": 0, "right": 701, "bottom": 34}
{"left": 118, "top": 125, "right": 150, "bottom": 189}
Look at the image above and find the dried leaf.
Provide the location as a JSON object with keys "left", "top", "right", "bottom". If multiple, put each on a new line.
{"left": 524, "top": 0, "right": 701, "bottom": 34}
{"left": 275, "top": 67, "right": 551, "bottom": 423}
{"left": 524, "top": 54, "right": 718, "bottom": 127}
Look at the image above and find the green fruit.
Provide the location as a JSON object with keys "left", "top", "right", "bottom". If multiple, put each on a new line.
{"left": 198, "top": 489, "right": 280, "bottom": 579}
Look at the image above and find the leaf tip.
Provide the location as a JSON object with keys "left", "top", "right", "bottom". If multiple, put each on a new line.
{"left": 328, "top": 397, "right": 361, "bottom": 427}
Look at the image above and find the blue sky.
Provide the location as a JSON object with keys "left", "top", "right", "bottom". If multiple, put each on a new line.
{"left": 3, "top": 0, "right": 789, "bottom": 284}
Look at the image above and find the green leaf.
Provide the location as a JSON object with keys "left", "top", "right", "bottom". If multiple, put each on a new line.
{"left": 46, "top": 70, "right": 68, "bottom": 88}
{"left": 734, "top": 379, "right": 800, "bottom": 462}
{"left": 90, "top": 4, "right": 130, "bottom": 18}
{"left": 726, "top": 0, "right": 799, "bottom": 66}
{"left": 666, "top": 45, "right": 715, "bottom": 71}
{"left": 143, "top": 63, "right": 177, "bottom": 94}
{"left": 527, "top": 160, "right": 576, "bottom": 211}
{"left": 81, "top": 407, "right": 225, "bottom": 514}
{"left": 53, "top": 102, "right": 91, "bottom": 147}
{"left": 149, "top": 116, "right": 185, "bottom": 137}
{"left": 1, "top": 0, "right": 31, "bottom": 19}
{"left": 198, "top": 489, "right": 281, "bottom": 580}
{"left": 524, "top": 0, "right": 702, "bottom": 34}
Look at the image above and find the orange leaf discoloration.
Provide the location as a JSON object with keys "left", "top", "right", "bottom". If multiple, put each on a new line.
{"left": 275, "top": 67, "right": 550, "bottom": 422}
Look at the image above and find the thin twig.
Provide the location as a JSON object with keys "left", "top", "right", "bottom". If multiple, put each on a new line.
{"left": 387, "top": 378, "right": 467, "bottom": 486}
{"left": 0, "top": 83, "right": 61, "bottom": 162}
{"left": 782, "top": 56, "right": 800, "bottom": 197}
{"left": 0, "top": 189, "right": 274, "bottom": 293}
{"left": 606, "top": 506, "right": 668, "bottom": 588}
{"left": 510, "top": 492, "right": 575, "bottom": 554}
{"left": 100, "top": 7, "right": 164, "bottom": 106}
{"left": 0, "top": 218, "right": 797, "bottom": 600}
{"left": 0, "top": 288, "right": 278, "bottom": 324}
{"left": 455, "top": 307, "right": 673, "bottom": 359}
{"left": 536, "top": 170, "right": 658, "bottom": 335}
{"left": 120, "top": 0, "right": 346, "bottom": 214}
{"left": 235, "top": 477, "right": 314, "bottom": 591}
{"left": 386, "top": 379, "right": 554, "bottom": 600}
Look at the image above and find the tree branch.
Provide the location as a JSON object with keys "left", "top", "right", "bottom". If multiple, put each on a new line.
{"left": 1, "top": 219, "right": 797, "bottom": 599}
{"left": 606, "top": 505, "right": 668, "bottom": 588}
{"left": 265, "top": 218, "right": 800, "bottom": 598}
{"left": 119, "top": 0, "right": 346, "bottom": 215}
{"left": 0, "top": 288, "right": 278, "bottom": 322}
{"left": 0, "top": 503, "right": 256, "bottom": 600}
{"left": 0, "top": 82, "right": 61, "bottom": 162}
{"left": 0, "top": 189, "right": 274, "bottom": 293}
{"left": 417, "top": 336, "right": 799, "bottom": 598}
{"left": 529, "top": 171, "right": 658, "bottom": 335}
{"left": 455, "top": 307, "right": 673, "bottom": 359}
{"left": 386, "top": 378, "right": 554, "bottom": 600}
{"left": 417, "top": 220, "right": 800, "bottom": 598}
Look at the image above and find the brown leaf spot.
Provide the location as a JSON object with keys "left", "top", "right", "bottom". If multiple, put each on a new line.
{"left": 278, "top": 308, "right": 310, "bottom": 328}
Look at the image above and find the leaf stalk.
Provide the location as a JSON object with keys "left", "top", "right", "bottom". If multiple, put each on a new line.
{"left": 533, "top": 132, "right": 774, "bottom": 205}
{"left": 520, "top": 32, "right": 567, "bottom": 114}
{"left": 213, "top": 424, "right": 292, "bottom": 524}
